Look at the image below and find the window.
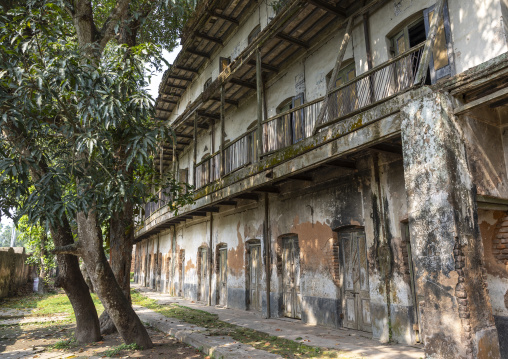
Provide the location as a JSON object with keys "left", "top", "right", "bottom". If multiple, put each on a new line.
{"left": 204, "top": 77, "right": 212, "bottom": 91}
{"left": 248, "top": 25, "right": 261, "bottom": 45}
{"left": 423, "top": 2, "right": 453, "bottom": 83}
{"left": 276, "top": 93, "right": 305, "bottom": 145}
{"left": 326, "top": 62, "right": 357, "bottom": 118}
{"left": 390, "top": 2, "right": 453, "bottom": 84}
{"left": 219, "top": 57, "right": 231, "bottom": 73}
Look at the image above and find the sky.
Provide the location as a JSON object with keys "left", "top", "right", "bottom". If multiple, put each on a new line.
{"left": 147, "top": 45, "right": 182, "bottom": 99}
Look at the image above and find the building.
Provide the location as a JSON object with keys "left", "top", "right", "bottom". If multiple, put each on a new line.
{"left": 132, "top": 0, "right": 508, "bottom": 357}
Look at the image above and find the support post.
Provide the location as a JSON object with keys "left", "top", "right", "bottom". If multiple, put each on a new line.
{"left": 256, "top": 48, "right": 263, "bottom": 161}
{"left": 313, "top": 16, "right": 353, "bottom": 134}
{"left": 193, "top": 112, "right": 197, "bottom": 187}
{"left": 363, "top": 13, "right": 376, "bottom": 104}
{"left": 264, "top": 192, "right": 271, "bottom": 318}
{"left": 401, "top": 91, "right": 501, "bottom": 358}
{"left": 208, "top": 213, "right": 213, "bottom": 306}
{"left": 414, "top": 0, "right": 445, "bottom": 84}
{"left": 220, "top": 85, "right": 225, "bottom": 177}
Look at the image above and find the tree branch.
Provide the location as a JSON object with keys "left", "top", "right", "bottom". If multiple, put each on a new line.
{"left": 98, "top": 0, "right": 131, "bottom": 51}
{"left": 52, "top": 243, "right": 81, "bottom": 256}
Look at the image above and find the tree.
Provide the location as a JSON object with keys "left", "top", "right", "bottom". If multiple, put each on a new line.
{"left": 16, "top": 216, "right": 55, "bottom": 285}
{"left": 0, "top": 0, "right": 193, "bottom": 347}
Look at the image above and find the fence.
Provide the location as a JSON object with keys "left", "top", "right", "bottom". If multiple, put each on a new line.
{"left": 262, "top": 98, "right": 322, "bottom": 154}
{"left": 319, "top": 43, "right": 425, "bottom": 127}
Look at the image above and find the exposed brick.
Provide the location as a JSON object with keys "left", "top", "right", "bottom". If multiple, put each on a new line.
{"left": 458, "top": 299, "right": 468, "bottom": 306}
{"left": 459, "top": 312, "right": 471, "bottom": 319}
{"left": 497, "top": 244, "right": 507, "bottom": 249}
{"left": 499, "top": 227, "right": 508, "bottom": 233}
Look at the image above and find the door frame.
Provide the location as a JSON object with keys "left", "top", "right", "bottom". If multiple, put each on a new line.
{"left": 337, "top": 226, "right": 372, "bottom": 333}
{"left": 245, "top": 239, "right": 262, "bottom": 311}
{"left": 279, "top": 234, "right": 302, "bottom": 319}
{"left": 215, "top": 243, "right": 228, "bottom": 306}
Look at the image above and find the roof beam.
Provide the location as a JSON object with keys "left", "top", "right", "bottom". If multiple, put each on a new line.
{"left": 174, "top": 65, "right": 199, "bottom": 74}
{"left": 211, "top": 97, "right": 239, "bottom": 106}
{"left": 184, "top": 121, "right": 209, "bottom": 130}
{"left": 161, "top": 91, "right": 181, "bottom": 97}
{"left": 191, "top": 211, "right": 208, "bottom": 217}
{"left": 230, "top": 78, "right": 256, "bottom": 90}
{"left": 175, "top": 133, "right": 194, "bottom": 139}
{"left": 247, "top": 60, "right": 279, "bottom": 73}
{"left": 370, "top": 143, "right": 403, "bottom": 155}
{"left": 202, "top": 206, "right": 220, "bottom": 212}
{"left": 218, "top": 200, "right": 237, "bottom": 206}
{"left": 186, "top": 48, "right": 210, "bottom": 59}
{"left": 207, "top": 9, "right": 239, "bottom": 25}
{"left": 164, "top": 83, "right": 187, "bottom": 90}
{"left": 325, "top": 159, "right": 356, "bottom": 169}
{"left": 307, "top": 0, "right": 347, "bottom": 17}
{"left": 254, "top": 185, "right": 280, "bottom": 194}
{"left": 167, "top": 74, "right": 193, "bottom": 82}
{"left": 158, "top": 98, "right": 178, "bottom": 105}
{"left": 275, "top": 33, "right": 310, "bottom": 48}
{"left": 197, "top": 110, "right": 220, "bottom": 120}
{"left": 287, "top": 174, "right": 313, "bottom": 182}
{"left": 234, "top": 193, "right": 259, "bottom": 201}
{"left": 194, "top": 31, "right": 223, "bottom": 45}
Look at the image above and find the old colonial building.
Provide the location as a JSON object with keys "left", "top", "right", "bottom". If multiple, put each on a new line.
{"left": 132, "top": 0, "right": 508, "bottom": 357}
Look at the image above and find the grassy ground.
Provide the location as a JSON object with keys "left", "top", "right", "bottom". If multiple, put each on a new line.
{"left": 131, "top": 290, "right": 357, "bottom": 359}
{"left": 1, "top": 290, "right": 104, "bottom": 319}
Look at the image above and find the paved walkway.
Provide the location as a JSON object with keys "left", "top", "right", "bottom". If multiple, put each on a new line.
{"left": 133, "top": 284, "right": 424, "bottom": 359}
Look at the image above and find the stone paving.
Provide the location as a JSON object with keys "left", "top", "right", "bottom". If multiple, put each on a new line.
{"left": 133, "top": 284, "right": 425, "bottom": 359}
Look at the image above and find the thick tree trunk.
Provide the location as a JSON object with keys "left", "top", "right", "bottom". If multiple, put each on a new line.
{"left": 99, "top": 200, "right": 134, "bottom": 334}
{"left": 77, "top": 209, "right": 152, "bottom": 348}
{"left": 50, "top": 217, "right": 101, "bottom": 344}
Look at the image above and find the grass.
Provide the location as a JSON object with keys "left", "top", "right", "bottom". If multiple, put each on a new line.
{"left": 130, "top": 290, "right": 343, "bottom": 358}
{"left": 103, "top": 343, "right": 141, "bottom": 357}
{"left": 0, "top": 290, "right": 104, "bottom": 320}
{"left": 53, "top": 337, "right": 78, "bottom": 349}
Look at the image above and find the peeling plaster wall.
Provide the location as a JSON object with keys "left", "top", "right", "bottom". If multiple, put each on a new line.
{"left": 478, "top": 209, "right": 508, "bottom": 358}
{"left": 460, "top": 108, "right": 508, "bottom": 198}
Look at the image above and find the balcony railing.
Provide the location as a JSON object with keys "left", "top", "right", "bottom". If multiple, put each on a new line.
{"left": 318, "top": 43, "right": 425, "bottom": 128}
{"left": 168, "top": 45, "right": 426, "bottom": 195}
{"left": 224, "top": 128, "right": 257, "bottom": 174}
{"left": 262, "top": 98, "right": 322, "bottom": 155}
{"left": 143, "top": 188, "right": 174, "bottom": 219}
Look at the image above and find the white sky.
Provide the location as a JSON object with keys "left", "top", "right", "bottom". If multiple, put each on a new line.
{"left": 147, "top": 45, "right": 182, "bottom": 99}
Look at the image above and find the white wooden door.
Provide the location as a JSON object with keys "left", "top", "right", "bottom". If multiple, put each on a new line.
{"left": 282, "top": 237, "right": 301, "bottom": 319}
{"left": 219, "top": 248, "right": 227, "bottom": 306}
{"left": 342, "top": 230, "right": 371, "bottom": 332}
{"left": 249, "top": 245, "right": 261, "bottom": 311}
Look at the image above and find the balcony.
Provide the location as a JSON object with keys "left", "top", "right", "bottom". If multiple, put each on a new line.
{"left": 191, "top": 43, "right": 424, "bottom": 189}
{"left": 137, "top": 43, "right": 426, "bottom": 237}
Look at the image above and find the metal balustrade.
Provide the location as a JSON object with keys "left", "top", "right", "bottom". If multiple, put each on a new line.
{"left": 262, "top": 98, "right": 322, "bottom": 154}
{"left": 151, "top": 45, "right": 425, "bottom": 196}
{"left": 319, "top": 43, "right": 425, "bottom": 128}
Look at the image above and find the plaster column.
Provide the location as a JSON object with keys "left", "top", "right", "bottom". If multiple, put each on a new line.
{"left": 401, "top": 91, "right": 500, "bottom": 358}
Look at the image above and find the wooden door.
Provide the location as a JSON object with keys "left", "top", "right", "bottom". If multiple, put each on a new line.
{"left": 342, "top": 230, "right": 371, "bottom": 332}
{"left": 199, "top": 248, "right": 208, "bottom": 302}
{"left": 166, "top": 257, "right": 171, "bottom": 293}
{"left": 282, "top": 237, "right": 301, "bottom": 319}
{"left": 180, "top": 251, "right": 185, "bottom": 297}
{"left": 219, "top": 247, "right": 228, "bottom": 306}
{"left": 249, "top": 245, "right": 261, "bottom": 311}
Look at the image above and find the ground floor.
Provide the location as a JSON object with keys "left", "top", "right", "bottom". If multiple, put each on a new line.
{"left": 134, "top": 91, "right": 508, "bottom": 358}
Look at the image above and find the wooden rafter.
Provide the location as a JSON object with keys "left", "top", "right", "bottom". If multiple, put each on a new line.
{"left": 230, "top": 78, "right": 256, "bottom": 89}
{"left": 247, "top": 60, "right": 279, "bottom": 73}
{"left": 275, "top": 32, "right": 309, "bottom": 48}
{"left": 174, "top": 65, "right": 199, "bottom": 74}
{"left": 207, "top": 9, "right": 239, "bottom": 25}
{"left": 186, "top": 48, "right": 210, "bottom": 59}
{"left": 194, "top": 31, "right": 223, "bottom": 45}
{"left": 167, "top": 74, "right": 193, "bottom": 82}
{"left": 308, "top": 0, "right": 346, "bottom": 17}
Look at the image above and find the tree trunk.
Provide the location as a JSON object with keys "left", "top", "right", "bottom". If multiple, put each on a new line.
{"left": 99, "top": 200, "right": 134, "bottom": 334}
{"left": 50, "top": 217, "right": 101, "bottom": 344}
{"left": 77, "top": 209, "right": 152, "bottom": 348}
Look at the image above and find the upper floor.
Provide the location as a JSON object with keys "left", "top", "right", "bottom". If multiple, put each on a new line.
{"left": 139, "top": 0, "right": 508, "bottom": 234}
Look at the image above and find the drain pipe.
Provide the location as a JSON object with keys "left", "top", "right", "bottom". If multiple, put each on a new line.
{"left": 208, "top": 213, "right": 213, "bottom": 306}
{"left": 264, "top": 192, "right": 271, "bottom": 318}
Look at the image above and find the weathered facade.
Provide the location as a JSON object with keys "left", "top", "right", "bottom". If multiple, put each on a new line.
{"left": 133, "top": 0, "right": 508, "bottom": 357}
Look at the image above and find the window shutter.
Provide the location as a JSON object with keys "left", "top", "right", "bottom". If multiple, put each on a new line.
{"left": 291, "top": 93, "right": 305, "bottom": 143}
{"left": 423, "top": 1, "right": 454, "bottom": 83}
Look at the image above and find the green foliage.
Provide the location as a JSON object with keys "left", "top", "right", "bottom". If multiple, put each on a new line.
{"left": 52, "top": 337, "right": 78, "bottom": 349}
{"left": 131, "top": 290, "right": 343, "bottom": 358}
{"left": 0, "top": 290, "right": 104, "bottom": 317}
{"left": 16, "top": 215, "right": 55, "bottom": 274}
{"left": 0, "top": 1, "right": 194, "bottom": 231}
{"left": 103, "top": 343, "right": 142, "bottom": 356}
